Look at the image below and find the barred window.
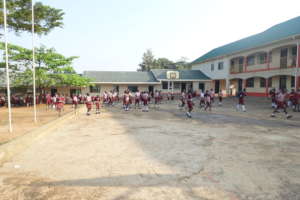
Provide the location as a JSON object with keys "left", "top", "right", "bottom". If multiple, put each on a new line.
{"left": 260, "top": 78, "right": 266, "bottom": 88}
{"left": 90, "top": 85, "right": 101, "bottom": 93}
{"left": 246, "top": 78, "right": 254, "bottom": 88}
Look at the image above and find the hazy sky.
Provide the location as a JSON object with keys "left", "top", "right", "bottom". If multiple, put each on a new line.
{"left": 8, "top": 0, "right": 300, "bottom": 72}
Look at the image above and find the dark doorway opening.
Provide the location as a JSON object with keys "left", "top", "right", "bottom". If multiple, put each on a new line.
{"left": 148, "top": 85, "right": 154, "bottom": 93}
{"left": 199, "top": 83, "right": 205, "bottom": 92}
{"left": 279, "top": 76, "right": 287, "bottom": 90}
{"left": 214, "top": 80, "right": 220, "bottom": 93}
{"left": 51, "top": 88, "right": 57, "bottom": 97}
{"left": 181, "top": 83, "right": 186, "bottom": 92}
{"left": 238, "top": 79, "right": 243, "bottom": 92}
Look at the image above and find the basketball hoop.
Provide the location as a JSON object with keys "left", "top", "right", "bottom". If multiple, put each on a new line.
{"left": 166, "top": 71, "right": 179, "bottom": 80}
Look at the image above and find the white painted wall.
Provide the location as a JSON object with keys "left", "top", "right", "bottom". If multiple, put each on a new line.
{"left": 192, "top": 58, "right": 230, "bottom": 80}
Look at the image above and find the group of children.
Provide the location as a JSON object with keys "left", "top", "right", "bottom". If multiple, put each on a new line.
{"left": 268, "top": 88, "right": 300, "bottom": 119}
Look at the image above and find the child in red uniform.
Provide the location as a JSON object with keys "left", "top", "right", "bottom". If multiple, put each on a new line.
{"left": 218, "top": 92, "right": 223, "bottom": 106}
{"left": 204, "top": 90, "right": 212, "bottom": 111}
{"left": 94, "top": 95, "right": 101, "bottom": 114}
{"left": 135, "top": 90, "right": 141, "bottom": 109}
{"left": 142, "top": 91, "right": 149, "bottom": 112}
{"left": 123, "top": 90, "right": 130, "bottom": 111}
{"left": 296, "top": 89, "right": 300, "bottom": 112}
{"left": 56, "top": 94, "right": 65, "bottom": 117}
{"left": 236, "top": 89, "right": 247, "bottom": 112}
{"left": 86, "top": 93, "right": 92, "bottom": 115}
{"left": 46, "top": 93, "right": 52, "bottom": 110}
{"left": 186, "top": 92, "right": 194, "bottom": 118}
{"left": 179, "top": 91, "right": 186, "bottom": 108}
{"left": 271, "top": 89, "right": 292, "bottom": 119}
{"left": 289, "top": 89, "right": 298, "bottom": 112}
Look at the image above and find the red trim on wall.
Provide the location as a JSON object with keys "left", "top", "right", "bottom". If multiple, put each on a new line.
{"left": 246, "top": 92, "right": 268, "bottom": 97}
{"left": 230, "top": 65, "right": 296, "bottom": 74}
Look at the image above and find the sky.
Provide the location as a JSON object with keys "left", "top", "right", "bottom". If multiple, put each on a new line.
{"left": 8, "top": 0, "right": 300, "bottom": 73}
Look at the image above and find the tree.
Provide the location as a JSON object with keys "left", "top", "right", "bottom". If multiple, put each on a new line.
{"left": 0, "top": 42, "right": 91, "bottom": 90}
{"left": 155, "top": 58, "right": 175, "bottom": 69}
{"left": 138, "top": 49, "right": 156, "bottom": 71}
{"left": 138, "top": 50, "right": 191, "bottom": 71}
{"left": 0, "top": 0, "right": 64, "bottom": 35}
{"left": 174, "top": 57, "right": 191, "bottom": 70}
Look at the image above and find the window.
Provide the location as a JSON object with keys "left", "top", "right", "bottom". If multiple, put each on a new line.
{"left": 128, "top": 85, "right": 138, "bottom": 92}
{"left": 279, "top": 76, "right": 287, "bottom": 90}
{"left": 174, "top": 82, "right": 180, "bottom": 89}
{"left": 291, "top": 46, "right": 297, "bottom": 56}
{"left": 246, "top": 78, "right": 254, "bottom": 88}
{"left": 199, "top": 83, "right": 205, "bottom": 91}
{"left": 269, "top": 52, "right": 272, "bottom": 63}
{"left": 218, "top": 62, "right": 224, "bottom": 70}
{"left": 89, "top": 85, "right": 101, "bottom": 93}
{"left": 258, "top": 53, "right": 267, "bottom": 64}
{"left": 260, "top": 78, "right": 266, "bottom": 88}
{"left": 291, "top": 76, "right": 295, "bottom": 88}
{"left": 230, "top": 60, "right": 234, "bottom": 67}
{"left": 211, "top": 64, "right": 214, "bottom": 71}
{"left": 247, "top": 55, "right": 255, "bottom": 66}
{"left": 162, "top": 82, "right": 168, "bottom": 89}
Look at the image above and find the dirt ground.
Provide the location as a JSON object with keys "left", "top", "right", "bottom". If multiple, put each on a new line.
{"left": 0, "top": 97, "right": 300, "bottom": 200}
{"left": 0, "top": 105, "right": 76, "bottom": 144}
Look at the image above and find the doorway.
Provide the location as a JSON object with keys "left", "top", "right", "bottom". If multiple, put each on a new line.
{"left": 51, "top": 88, "right": 57, "bottom": 97}
{"left": 214, "top": 80, "right": 220, "bottom": 93}
{"left": 238, "top": 79, "right": 243, "bottom": 92}
{"left": 181, "top": 83, "right": 186, "bottom": 92}
{"left": 148, "top": 85, "right": 154, "bottom": 93}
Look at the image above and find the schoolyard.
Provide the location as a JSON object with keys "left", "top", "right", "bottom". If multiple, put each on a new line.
{"left": 0, "top": 105, "right": 76, "bottom": 144}
{"left": 0, "top": 97, "right": 300, "bottom": 200}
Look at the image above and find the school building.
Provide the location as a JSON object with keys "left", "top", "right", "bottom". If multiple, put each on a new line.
{"left": 191, "top": 16, "right": 300, "bottom": 97}
{"left": 82, "top": 69, "right": 211, "bottom": 96}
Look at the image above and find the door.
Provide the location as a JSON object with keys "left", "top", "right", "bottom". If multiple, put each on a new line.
{"left": 181, "top": 83, "right": 186, "bottom": 92}
{"left": 148, "top": 85, "right": 154, "bottom": 93}
{"left": 238, "top": 79, "right": 243, "bottom": 92}
{"left": 51, "top": 88, "right": 57, "bottom": 97}
{"left": 279, "top": 76, "right": 287, "bottom": 90}
{"left": 199, "top": 83, "right": 205, "bottom": 92}
{"left": 214, "top": 80, "right": 220, "bottom": 93}
{"left": 280, "top": 48, "right": 288, "bottom": 68}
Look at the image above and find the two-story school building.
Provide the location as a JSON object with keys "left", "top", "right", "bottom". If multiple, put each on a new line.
{"left": 191, "top": 16, "right": 300, "bottom": 97}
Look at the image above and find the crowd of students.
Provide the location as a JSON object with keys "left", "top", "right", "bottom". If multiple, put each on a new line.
{"left": 1, "top": 87, "right": 299, "bottom": 119}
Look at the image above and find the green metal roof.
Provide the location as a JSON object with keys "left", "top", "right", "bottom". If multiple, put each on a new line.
{"left": 83, "top": 71, "right": 159, "bottom": 83}
{"left": 151, "top": 69, "right": 210, "bottom": 80}
{"left": 191, "top": 16, "right": 300, "bottom": 64}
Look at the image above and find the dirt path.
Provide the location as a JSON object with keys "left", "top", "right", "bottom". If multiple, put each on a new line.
{"left": 0, "top": 101, "right": 300, "bottom": 200}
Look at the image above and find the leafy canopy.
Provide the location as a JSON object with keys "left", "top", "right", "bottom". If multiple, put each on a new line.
{"left": 0, "top": 42, "right": 91, "bottom": 88}
{"left": 0, "top": 0, "right": 64, "bottom": 35}
{"left": 138, "top": 49, "right": 191, "bottom": 71}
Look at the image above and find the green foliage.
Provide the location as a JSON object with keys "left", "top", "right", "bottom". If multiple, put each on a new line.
{"left": 0, "top": 42, "right": 91, "bottom": 88}
{"left": 0, "top": 0, "right": 64, "bottom": 35}
{"left": 138, "top": 50, "right": 191, "bottom": 71}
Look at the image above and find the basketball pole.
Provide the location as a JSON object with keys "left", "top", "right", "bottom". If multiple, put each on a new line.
{"left": 32, "top": 0, "right": 37, "bottom": 123}
{"left": 3, "top": 0, "right": 13, "bottom": 133}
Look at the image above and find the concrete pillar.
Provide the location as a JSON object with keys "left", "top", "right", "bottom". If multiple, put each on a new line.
{"left": 267, "top": 51, "right": 271, "bottom": 70}
{"left": 265, "top": 78, "right": 269, "bottom": 97}
{"left": 167, "top": 81, "right": 170, "bottom": 93}
{"left": 171, "top": 81, "right": 174, "bottom": 94}
{"left": 296, "top": 44, "right": 300, "bottom": 90}
{"left": 225, "top": 79, "right": 230, "bottom": 97}
{"left": 243, "top": 79, "right": 247, "bottom": 89}
{"left": 243, "top": 56, "right": 247, "bottom": 72}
